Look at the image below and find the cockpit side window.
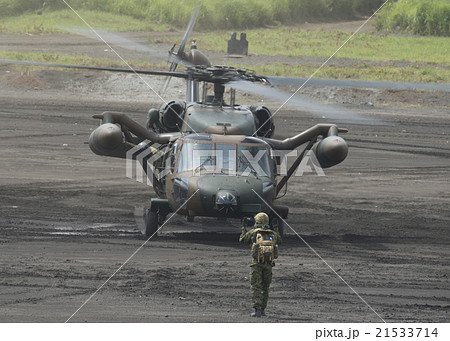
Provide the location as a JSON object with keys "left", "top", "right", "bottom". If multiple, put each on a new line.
{"left": 238, "top": 145, "right": 272, "bottom": 177}
{"left": 169, "top": 143, "right": 178, "bottom": 172}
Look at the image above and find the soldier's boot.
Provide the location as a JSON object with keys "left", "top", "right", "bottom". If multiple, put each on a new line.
{"left": 261, "top": 309, "right": 266, "bottom": 316}
{"left": 251, "top": 308, "right": 262, "bottom": 317}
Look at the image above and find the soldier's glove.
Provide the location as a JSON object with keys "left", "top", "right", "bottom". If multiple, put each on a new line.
{"left": 243, "top": 217, "right": 254, "bottom": 228}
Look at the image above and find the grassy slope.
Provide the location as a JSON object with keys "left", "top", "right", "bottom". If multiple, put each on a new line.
{"left": 1, "top": 10, "right": 449, "bottom": 83}
{"left": 163, "top": 28, "right": 450, "bottom": 83}
{"left": 0, "top": 9, "right": 167, "bottom": 33}
{"left": 0, "top": 51, "right": 165, "bottom": 70}
{"left": 180, "top": 28, "right": 450, "bottom": 65}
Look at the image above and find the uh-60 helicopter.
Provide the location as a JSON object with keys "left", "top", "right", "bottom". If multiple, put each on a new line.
{"left": 86, "top": 5, "right": 350, "bottom": 238}
{"left": 1, "top": 6, "right": 353, "bottom": 238}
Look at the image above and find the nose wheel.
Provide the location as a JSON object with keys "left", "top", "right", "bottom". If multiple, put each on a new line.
{"left": 143, "top": 199, "right": 172, "bottom": 238}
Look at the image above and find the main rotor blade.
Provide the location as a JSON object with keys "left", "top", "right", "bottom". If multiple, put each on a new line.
{"left": 161, "top": 55, "right": 181, "bottom": 95}
{"left": 160, "top": 75, "right": 173, "bottom": 95}
{"left": 0, "top": 59, "right": 189, "bottom": 78}
{"left": 65, "top": 27, "right": 192, "bottom": 67}
{"left": 161, "top": 3, "right": 200, "bottom": 95}
{"left": 227, "top": 79, "right": 389, "bottom": 126}
{"left": 266, "top": 76, "right": 450, "bottom": 91}
{"left": 177, "top": 3, "right": 201, "bottom": 62}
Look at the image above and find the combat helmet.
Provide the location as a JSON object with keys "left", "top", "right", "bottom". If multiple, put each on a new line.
{"left": 254, "top": 212, "right": 269, "bottom": 226}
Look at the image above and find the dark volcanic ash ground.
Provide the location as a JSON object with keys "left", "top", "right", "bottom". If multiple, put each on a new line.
{"left": 0, "top": 31, "right": 449, "bottom": 323}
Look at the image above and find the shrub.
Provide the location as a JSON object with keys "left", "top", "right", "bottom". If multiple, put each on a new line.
{"left": 375, "top": 0, "right": 450, "bottom": 36}
{"left": 0, "top": 0, "right": 391, "bottom": 30}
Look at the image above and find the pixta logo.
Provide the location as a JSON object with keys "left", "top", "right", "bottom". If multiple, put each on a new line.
{"left": 126, "top": 141, "right": 326, "bottom": 185}
{"left": 126, "top": 141, "right": 172, "bottom": 187}
{"left": 271, "top": 149, "right": 325, "bottom": 177}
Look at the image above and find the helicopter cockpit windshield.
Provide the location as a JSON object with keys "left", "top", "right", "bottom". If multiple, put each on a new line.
{"left": 176, "top": 138, "right": 273, "bottom": 178}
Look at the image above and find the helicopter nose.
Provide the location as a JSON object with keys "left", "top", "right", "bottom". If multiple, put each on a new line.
{"left": 216, "top": 190, "right": 238, "bottom": 214}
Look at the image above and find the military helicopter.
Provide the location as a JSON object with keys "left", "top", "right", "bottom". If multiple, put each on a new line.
{"left": 84, "top": 7, "right": 350, "bottom": 238}
{"left": 2, "top": 6, "right": 353, "bottom": 238}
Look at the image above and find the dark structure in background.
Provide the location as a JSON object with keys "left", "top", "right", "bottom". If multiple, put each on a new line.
{"left": 227, "top": 32, "right": 248, "bottom": 55}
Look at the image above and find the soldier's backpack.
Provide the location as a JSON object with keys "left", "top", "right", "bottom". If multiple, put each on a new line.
{"left": 252, "top": 229, "right": 278, "bottom": 263}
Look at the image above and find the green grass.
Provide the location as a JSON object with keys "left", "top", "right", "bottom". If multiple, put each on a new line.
{"left": 1, "top": 0, "right": 448, "bottom": 36}
{"left": 0, "top": 0, "right": 384, "bottom": 30}
{"left": 1, "top": 6, "right": 448, "bottom": 84}
{"left": 0, "top": 50, "right": 167, "bottom": 70}
{"left": 2, "top": 49, "right": 448, "bottom": 84}
{"left": 201, "top": 28, "right": 450, "bottom": 82}
{"left": 0, "top": 9, "right": 168, "bottom": 33}
{"left": 242, "top": 62, "right": 449, "bottom": 83}
{"left": 161, "top": 28, "right": 450, "bottom": 66}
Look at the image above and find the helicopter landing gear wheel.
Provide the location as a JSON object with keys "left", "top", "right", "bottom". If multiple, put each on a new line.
{"left": 144, "top": 207, "right": 159, "bottom": 238}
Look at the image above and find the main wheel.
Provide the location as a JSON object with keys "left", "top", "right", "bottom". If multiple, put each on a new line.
{"left": 144, "top": 208, "right": 159, "bottom": 237}
{"left": 277, "top": 218, "right": 285, "bottom": 238}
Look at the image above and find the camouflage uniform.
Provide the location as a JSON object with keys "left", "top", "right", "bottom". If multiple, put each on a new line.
{"left": 239, "top": 216, "right": 282, "bottom": 315}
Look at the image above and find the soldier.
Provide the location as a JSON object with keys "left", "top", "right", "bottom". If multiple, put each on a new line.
{"left": 239, "top": 212, "right": 282, "bottom": 317}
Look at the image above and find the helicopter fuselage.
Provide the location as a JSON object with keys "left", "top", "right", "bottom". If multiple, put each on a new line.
{"left": 149, "top": 100, "right": 275, "bottom": 139}
{"left": 88, "top": 76, "right": 347, "bottom": 237}
{"left": 161, "top": 133, "right": 278, "bottom": 219}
